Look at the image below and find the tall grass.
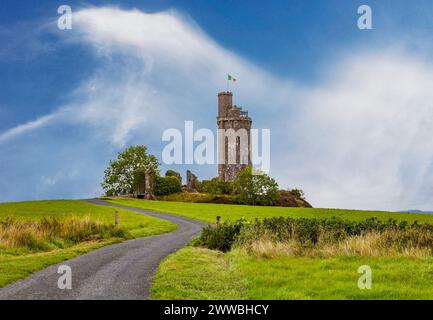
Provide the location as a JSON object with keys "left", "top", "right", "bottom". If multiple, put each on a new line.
{"left": 0, "top": 216, "right": 130, "bottom": 252}
{"left": 195, "top": 217, "right": 433, "bottom": 258}
{"left": 241, "top": 231, "right": 433, "bottom": 258}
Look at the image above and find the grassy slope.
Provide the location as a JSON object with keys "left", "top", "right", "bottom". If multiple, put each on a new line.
{"left": 107, "top": 198, "right": 433, "bottom": 223}
{"left": 107, "top": 199, "right": 433, "bottom": 299}
{"left": 0, "top": 200, "right": 176, "bottom": 287}
{"left": 230, "top": 251, "right": 433, "bottom": 299}
{"left": 151, "top": 247, "right": 246, "bottom": 300}
{"left": 152, "top": 246, "right": 433, "bottom": 300}
{"left": 0, "top": 200, "right": 176, "bottom": 237}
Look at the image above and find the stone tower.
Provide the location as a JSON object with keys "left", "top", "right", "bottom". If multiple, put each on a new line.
{"left": 217, "top": 91, "right": 252, "bottom": 181}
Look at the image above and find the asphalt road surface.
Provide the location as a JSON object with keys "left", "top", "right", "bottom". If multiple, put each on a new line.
{"left": 0, "top": 199, "right": 207, "bottom": 300}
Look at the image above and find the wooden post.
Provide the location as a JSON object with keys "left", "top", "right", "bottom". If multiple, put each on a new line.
{"left": 115, "top": 210, "right": 119, "bottom": 226}
{"left": 216, "top": 216, "right": 221, "bottom": 226}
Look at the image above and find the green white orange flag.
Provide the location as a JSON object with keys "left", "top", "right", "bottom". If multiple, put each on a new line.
{"left": 227, "top": 74, "right": 237, "bottom": 82}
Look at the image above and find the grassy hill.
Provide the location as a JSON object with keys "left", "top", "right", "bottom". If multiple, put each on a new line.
{"left": 2, "top": 198, "right": 433, "bottom": 299}
{"left": 0, "top": 200, "right": 176, "bottom": 288}
{"left": 107, "top": 198, "right": 433, "bottom": 223}
{"left": 152, "top": 247, "right": 433, "bottom": 300}
{"left": 101, "top": 199, "right": 433, "bottom": 300}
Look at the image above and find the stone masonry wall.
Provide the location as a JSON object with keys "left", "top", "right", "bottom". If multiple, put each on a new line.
{"left": 217, "top": 91, "right": 252, "bottom": 181}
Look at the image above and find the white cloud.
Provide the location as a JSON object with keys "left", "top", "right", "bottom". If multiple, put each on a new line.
{"left": 0, "top": 7, "right": 282, "bottom": 145}
{"left": 1, "top": 7, "right": 433, "bottom": 210}
{"left": 276, "top": 51, "right": 433, "bottom": 211}
{"left": 0, "top": 113, "right": 59, "bottom": 143}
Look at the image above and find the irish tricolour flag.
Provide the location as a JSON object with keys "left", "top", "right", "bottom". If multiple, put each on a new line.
{"left": 227, "top": 74, "right": 237, "bottom": 82}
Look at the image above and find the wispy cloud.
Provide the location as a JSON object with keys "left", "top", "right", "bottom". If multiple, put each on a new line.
{"left": 1, "top": 7, "right": 433, "bottom": 210}
{"left": 0, "top": 7, "right": 284, "bottom": 146}
{"left": 0, "top": 113, "right": 59, "bottom": 143}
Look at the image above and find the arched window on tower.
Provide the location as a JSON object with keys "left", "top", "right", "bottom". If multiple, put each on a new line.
{"left": 225, "top": 136, "right": 229, "bottom": 165}
{"left": 236, "top": 136, "right": 240, "bottom": 164}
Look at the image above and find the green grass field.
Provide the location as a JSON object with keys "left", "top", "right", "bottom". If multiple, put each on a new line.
{"left": 104, "top": 198, "right": 433, "bottom": 300}
{"left": 3, "top": 198, "right": 433, "bottom": 299}
{"left": 0, "top": 200, "right": 177, "bottom": 238}
{"left": 152, "top": 247, "right": 246, "bottom": 299}
{"left": 0, "top": 200, "right": 176, "bottom": 287}
{"left": 152, "top": 246, "right": 433, "bottom": 300}
{"left": 107, "top": 198, "right": 433, "bottom": 223}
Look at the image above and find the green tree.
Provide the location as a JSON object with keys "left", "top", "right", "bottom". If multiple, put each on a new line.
{"left": 102, "top": 145, "right": 160, "bottom": 196}
{"left": 165, "top": 170, "right": 182, "bottom": 184}
{"left": 201, "top": 177, "right": 234, "bottom": 195}
{"left": 233, "top": 167, "right": 279, "bottom": 206}
{"left": 287, "top": 188, "right": 306, "bottom": 200}
{"left": 155, "top": 176, "right": 182, "bottom": 196}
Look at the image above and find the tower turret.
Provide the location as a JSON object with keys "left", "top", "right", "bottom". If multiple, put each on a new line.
{"left": 218, "top": 91, "right": 233, "bottom": 118}
{"left": 217, "top": 91, "right": 252, "bottom": 181}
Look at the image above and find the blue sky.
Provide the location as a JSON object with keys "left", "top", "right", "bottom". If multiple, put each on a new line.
{"left": 1, "top": 1, "right": 433, "bottom": 210}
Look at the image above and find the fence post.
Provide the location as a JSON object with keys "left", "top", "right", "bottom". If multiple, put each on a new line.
{"left": 115, "top": 210, "right": 119, "bottom": 226}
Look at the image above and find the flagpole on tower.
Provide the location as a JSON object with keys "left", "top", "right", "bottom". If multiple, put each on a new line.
{"left": 227, "top": 74, "right": 229, "bottom": 92}
{"left": 227, "top": 73, "right": 236, "bottom": 93}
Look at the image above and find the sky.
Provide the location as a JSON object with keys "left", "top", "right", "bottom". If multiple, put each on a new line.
{"left": 1, "top": 0, "right": 433, "bottom": 211}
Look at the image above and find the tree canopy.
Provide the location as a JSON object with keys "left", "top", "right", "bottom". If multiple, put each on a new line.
{"left": 233, "top": 167, "right": 279, "bottom": 206}
{"left": 102, "top": 145, "right": 160, "bottom": 196}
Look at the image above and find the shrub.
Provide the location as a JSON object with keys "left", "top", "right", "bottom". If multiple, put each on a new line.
{"left": 233, "top": 167, "right": 280, "bottom": 206}
{"left": 194, "top": 216, "right": 433, "bottom": 257}
{"left": 157, "top": 192, "right": 234, "bottom": 204}
{"left": 201, "top": 178, "right": 234, "bottom": 195}
{"left": 165, "top": 170, "right": 182, "bottom": 184}
{"left": 194, "top": 219, "right": 246, "bottom": 252}
{"left": 155, "top": 176, "right": 182, "bottom": 196}
{"left": 277, "top": 190, "right": 312, "bottom": 207}
{"left": 287, "top": 188, "right": 306, "bottom": 200}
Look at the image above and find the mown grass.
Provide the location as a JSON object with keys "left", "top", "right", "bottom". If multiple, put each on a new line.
{"left": 152, "top": 246, "right": 433, "bottom": 299}
{"left": 151, "top": 247, "right": 246, "bottom": 300}
{"left": 230, "top": 251, "right": 433, "bottom": 299}
{"left": 107, "top": 198, "right": 433, "bottom": 223}
{"left": 0, "top": 240, "right": 114, "bottom": 288}
{"left": 0, "top": 200, "right": 176, "bottom": 288}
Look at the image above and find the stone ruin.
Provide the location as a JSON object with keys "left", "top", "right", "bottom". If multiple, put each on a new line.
{"left": 186, "top": 170, "right": 198, "bottom": 192}
{"left": 136, "top": 167, "right": 156, "bottom": 200}
{"left": 144, "top": 167, "right": 156, "bottom": 200}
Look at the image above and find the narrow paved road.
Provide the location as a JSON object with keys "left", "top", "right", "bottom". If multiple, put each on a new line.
{"left": 0, "top": 199, "right": 206, "bottom": 300}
